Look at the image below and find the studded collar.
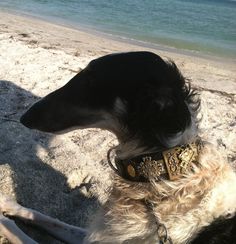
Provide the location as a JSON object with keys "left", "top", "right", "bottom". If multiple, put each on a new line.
{"left": 108, "top": 139, "right": 202, "bottom": 182}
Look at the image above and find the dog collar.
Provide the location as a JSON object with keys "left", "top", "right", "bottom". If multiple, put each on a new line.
{"left": 109, "top": 139, "right": 202, "bottom": 182}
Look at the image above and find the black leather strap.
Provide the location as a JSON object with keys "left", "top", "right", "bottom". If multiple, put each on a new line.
{"left": 115, "top": 152, "right": 168, "bottom": 182}
{"left": 113, "top": 140, "right": 202, "bottom": 182}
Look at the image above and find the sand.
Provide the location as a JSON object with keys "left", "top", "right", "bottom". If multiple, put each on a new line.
{"left": 0, "top": 10, "right": 235, "bottom": 243}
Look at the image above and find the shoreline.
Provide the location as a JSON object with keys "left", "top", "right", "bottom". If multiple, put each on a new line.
{"left": 1, "top": 8, "right": 236, "bottom": 65}
{"left": 0, "top": 10, "right": 236, "bottom": 95}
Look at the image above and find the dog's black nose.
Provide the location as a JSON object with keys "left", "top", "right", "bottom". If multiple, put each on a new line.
{"left": 20, "top": 97, "right": 64, "bottom": 133}
{"left": 20, "top": 98, "right": 48, "bottom": 130}
{"left": 20, "top": 100, "right": 44, "bottom": 129}
{"left": 20, "top": 111, "right": 35, "bottom": 129}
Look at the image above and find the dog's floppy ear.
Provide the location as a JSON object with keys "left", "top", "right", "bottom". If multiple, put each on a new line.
{"left": 130, "top": 83, "right": 192, "bottom": 138}
{"left": 152, "top": 87, "right": 174, "bottom": 111}
{"left": 124, "top": 58, "right": 198, "bottom": 144}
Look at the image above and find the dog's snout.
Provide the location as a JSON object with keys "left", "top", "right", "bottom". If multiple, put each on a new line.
{"left": 20, "top": 99, "right": 47, "bottom": 130}
{"left": 20, "top": 94, "right": 76, "bottom": 133}
{"left": 20, "top": 111, "right": 35, "bottom": 129}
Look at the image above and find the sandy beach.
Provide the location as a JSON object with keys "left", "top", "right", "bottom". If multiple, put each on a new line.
{"left": 0, "top": 11, "right": 236, "bottom": 243}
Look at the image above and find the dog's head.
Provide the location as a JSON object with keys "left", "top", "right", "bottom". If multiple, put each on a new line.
{"left": 21, "top": 51, "right": 199, "bottom": 147}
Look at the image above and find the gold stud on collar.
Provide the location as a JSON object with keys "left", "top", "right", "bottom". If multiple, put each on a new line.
{"left": 127, "top": 164, "right": 136, "bottom": 178}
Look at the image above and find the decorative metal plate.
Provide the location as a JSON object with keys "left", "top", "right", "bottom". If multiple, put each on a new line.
{"left": 162, "top": 142, "right": 199, "bottom": 180}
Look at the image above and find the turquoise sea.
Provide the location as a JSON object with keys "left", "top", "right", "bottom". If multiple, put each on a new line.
{"left": 0, "top": 0, "right": 236, "bottom": 58}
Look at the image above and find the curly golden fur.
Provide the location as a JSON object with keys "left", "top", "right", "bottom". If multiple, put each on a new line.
{"left": 85, "top": 144, "right": 236, "bottom": 243}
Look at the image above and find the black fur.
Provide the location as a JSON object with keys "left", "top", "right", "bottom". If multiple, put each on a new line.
{"left": 21, "top": 51, "right": 199, "bottom": 148}
{"left": 191, "top": 215, "right": 236, "bottom": 244}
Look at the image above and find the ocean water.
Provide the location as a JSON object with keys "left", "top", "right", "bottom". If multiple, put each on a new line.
{"left": 0, "top": 0, "right": 236, "bottom": 58}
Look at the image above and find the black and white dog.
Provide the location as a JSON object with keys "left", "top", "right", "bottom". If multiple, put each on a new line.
{"left": 1, "top": 51, "right": 236, "bottom": 243}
